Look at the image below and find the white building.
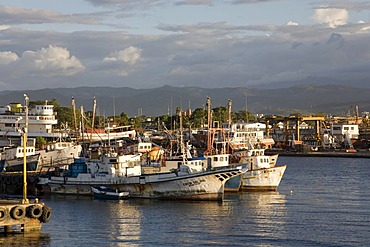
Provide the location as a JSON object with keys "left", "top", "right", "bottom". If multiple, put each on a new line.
{"left": 331, "top": 124, "right": 359, "bottom": 140}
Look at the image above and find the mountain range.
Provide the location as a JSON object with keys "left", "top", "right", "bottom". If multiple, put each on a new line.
{"left": 1, "top": 84, "right": 369, "bottom": 117}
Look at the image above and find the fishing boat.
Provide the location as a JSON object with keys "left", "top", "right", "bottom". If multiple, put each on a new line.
{"left": 0, "top": 146, "right": 41, "bottom": 172}
{"left": 0, "top": 141, "right": 82, "bottom": 172}
{"left": 236, "top": 147, "right": 286, "bottom": 191}
{"left": 38, "top": 151, "right": 246, "bottom": 201}
{"left": 91, "top": 186, "right": 129, "bottom": 200}
{"left": 201, "top": 97, "right": 246, "bottom": 192}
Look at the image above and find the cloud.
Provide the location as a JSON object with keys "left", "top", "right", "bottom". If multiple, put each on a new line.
{"left": 175, "top": 0, "right": 213, "bottom": 6}
{"left": 86, "top": 0, "right": 165, "bottom": 9}
{"left": 103, "top": 46, "right": 142, "bottom": 64}
{"left": 0, "top": 25, "right": 10, "bottom": 30}
{"left": 7, "top": 45, "right": 84, "bottom": 77}
{"left": 102, "top": 46, "right": 142, "bottom": 76}
{"left": 0, "top": 51, "right": 18, "bottom": 64}
{"left": 0, "top": 5, "right": 102, "bottom": 25}
{"left": 313, "top": 8, "right": 348, "bottom": 28}
{"left": 0, "top": 1, "right": 370, "bottom": 91}
{"left": 287, "top": 21, "right": 299, "bottom": 26}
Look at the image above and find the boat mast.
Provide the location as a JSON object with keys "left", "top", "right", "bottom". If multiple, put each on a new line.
{"left": 80, "top": 105, "right": 85, "bottom": 147}
{"left": 90, "top": 97, "right": 96, "bottom": 144}
{"left": 179, "top": 110, "right": 186, "bottom": 163}
{"left": 22, "top": 94, "right": 29, "bottom": 204}
{"left": 227, "top": 99, "right": 232, "bottom": 153}
{"left": 71, "top": 97, "right": 79, "bottom": 142}
{"left": 206, "top": 97, "right": 212, "bottom": 154}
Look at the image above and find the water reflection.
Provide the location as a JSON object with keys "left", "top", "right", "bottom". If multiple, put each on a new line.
{"left": 0, "top": 232, "right": 51, "bottom": 247}
{"left": 124, "top": 192, "right": 288, "bottom": 246}
{"left": 105, "top": 200, "right": 142, "bottom": 245}
{"left": 224, "top": 191, "right": 288, "bottom": 246}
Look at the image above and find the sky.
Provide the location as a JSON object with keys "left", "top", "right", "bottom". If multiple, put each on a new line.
{"left": 0, "top": 0, "right": 370, "bottom": 90}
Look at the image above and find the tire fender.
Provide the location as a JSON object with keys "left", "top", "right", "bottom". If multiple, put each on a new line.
{"left": 40, "top": 206, "right": 52, "bottom": 223}
{"left": 10, "top": 206, "right": 26, "bottom": 220}
{"left": 27, "top": 204, "right": 43, "bottom": 218}
{"left": 0, "top": 206, "right": 8, "bottom": 221}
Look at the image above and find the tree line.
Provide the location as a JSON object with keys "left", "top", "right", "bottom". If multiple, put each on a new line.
{"left": 32, "top": 99, "right": 257, "bottom": 132}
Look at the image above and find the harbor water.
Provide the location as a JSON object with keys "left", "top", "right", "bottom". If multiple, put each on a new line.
{"left": 1, "top": 156, "right": 370, "bottom": 246}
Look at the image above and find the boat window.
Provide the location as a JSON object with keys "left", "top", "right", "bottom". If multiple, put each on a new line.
{"left": 220, "top": 157, "right": 224, "bottom": 162}
{"left": 214, "top": 157, "right": 218, "bottom": 162}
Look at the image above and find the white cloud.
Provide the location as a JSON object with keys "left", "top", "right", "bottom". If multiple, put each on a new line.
{"left": 17, "top": 45, "right": 84, "bottom": 76}
{"left": 0, "top": 25, "right": 10, "bottom": 30}
{"left": 287, "top": 21, "right": 299, "bottom": 26}
{"left": 0, "top": 51, "right": 18, "bottom": 64}
{"left": 313, "top": 8, "right": 348, "bottom": 28}
{"left": 103, "top": 46, "right": 142, "bottom": 64}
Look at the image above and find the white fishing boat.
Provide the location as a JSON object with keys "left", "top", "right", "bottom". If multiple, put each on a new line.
{"left": 36, "top": 141, "right": 82, "bottom": 168}
{"left": 38, "top": 151, "right": 246, "bottom": 201}
{"left": 236, "top": 147, "right": 286, "bottom": 191}
{"left": 0, "top": 141, "right": 82, "bottom": 172}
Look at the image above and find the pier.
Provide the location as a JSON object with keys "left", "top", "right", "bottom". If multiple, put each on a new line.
{"left": 1, "top": 94, "right": 52, "bottom": 234}
{"left": 0, "top": 199, "right": 51, "bottom": 233}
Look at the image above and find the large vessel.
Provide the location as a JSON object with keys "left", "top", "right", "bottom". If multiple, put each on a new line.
{"left": 227, "top": 122, "right": 275, "bottom": 150}
{"left": 39, "top": 151, "right": 246, "bottom": 201}
{"left": 0, "top": 101, "right": 66, "bottom": 140}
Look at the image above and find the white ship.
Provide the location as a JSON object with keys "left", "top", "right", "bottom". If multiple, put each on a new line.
{"left": 0, "top": 101, "right": 67, "bottom": 140}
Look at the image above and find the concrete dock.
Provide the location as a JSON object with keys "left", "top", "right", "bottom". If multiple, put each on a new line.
{"left": 0, "top": 199, "right": 51, "bottom": 233}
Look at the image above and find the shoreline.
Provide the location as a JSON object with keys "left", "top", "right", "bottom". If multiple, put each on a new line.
{"left": 265, "top": 150, "right": 370, "bottom": 159}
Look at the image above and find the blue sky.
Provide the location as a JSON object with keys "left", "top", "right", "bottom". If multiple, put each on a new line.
{"left": 1, "top": 0, "right": 370, "bottom": 90}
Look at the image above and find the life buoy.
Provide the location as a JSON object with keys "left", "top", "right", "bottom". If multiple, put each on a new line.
{"left": 0, "top": 206, "right": 8, "bottom": 221}
{"left": 10, "top": 206, "right": 26, "bottom": 220}
{"left": 27, "top": 204, "right": 43, "bottom": 218}
{"left": 40, "top": 206, "right": 52, "bottom": 223}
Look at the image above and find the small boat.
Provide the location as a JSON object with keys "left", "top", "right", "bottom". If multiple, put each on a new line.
{"left": 91, "top": 186, "right": 129, "bottom": 200}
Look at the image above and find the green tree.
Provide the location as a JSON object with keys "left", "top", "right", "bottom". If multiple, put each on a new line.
{"left": 190, "top": 108, "right": 207, "bottom": 128}
{"left": 233, "top": 110, "right": 256, "bottom": 123}
{"left": 118, "top": 112, "right": 130, "bottom": 126}
{"left": 130, "top": 115, "right": 145, "bottom": 129}
{"left": 212, "top": 106, "right": 228, "bottom": 125}
{"left": 56, "top": 106, "right": 74, "bottom": 129}
{"left": 36, "top": 136, "right": 47, "bottom": 149}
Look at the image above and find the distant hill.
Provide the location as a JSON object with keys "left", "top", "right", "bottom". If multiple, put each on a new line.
{"left": 1, "top": 84, "right": 370, "bottom": 117}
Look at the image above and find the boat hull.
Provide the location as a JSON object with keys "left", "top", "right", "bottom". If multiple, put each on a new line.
{"left": 224, "top": 174, "right": 242, "bottom": 192}
{"left": 2, "top": 154, "right": 40, "bottom": 172}
{"left": 43, "top": 168, "right": 245, "bottom": 201}
{"left": 241, "top": 165, "right": 287, "bottom": 191}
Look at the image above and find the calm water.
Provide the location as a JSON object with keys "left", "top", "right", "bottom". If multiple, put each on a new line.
{"left": 1, "top": 156, "right": 370, "bottom": 246}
